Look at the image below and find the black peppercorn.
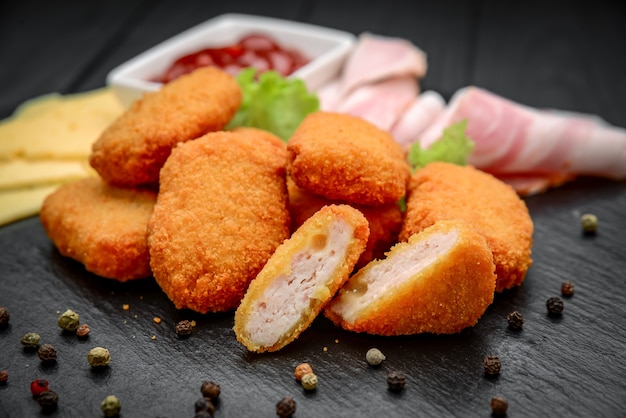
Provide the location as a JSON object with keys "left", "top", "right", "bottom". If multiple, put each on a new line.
{"left": 176, "top": 320, "right": 193, "bottom": 337}
{"left": 194, "top": 397, "right": 215, "bottom": 416}
{"left": 0, "top": 370, "right": 7, "bottom": 385}
{"left": 546, "top": 296, "right": 564, "bottom": 316}
{"left": 506, "top": 311, "right": 524, "bottom": 331}
{"left": 490, "top": 396, "right": 508, "bottom": 416}
{"left": 276, "top": 396, "right": 296, "bottom": 417}
{"left": 37, "top": 390, "right": 59, "bottom": 413}
{"left": 483, "top": 356, "right": 501, "bottom": 376}
{"left": 386, "top": 370, "right": 407, "bottom": 391}
{"left": 200, "top": 381, "right": 221, "bottom": 401}
{"left": 0, "top": 306, "right": 9, "bottom": 328}
{"left": 561, "top": 281, "right": 574, "bottom": 297}
{"left": 38, "top": 344, "right": 58, "bottom": 364}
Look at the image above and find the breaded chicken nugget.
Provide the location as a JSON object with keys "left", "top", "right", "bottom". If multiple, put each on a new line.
{"left": 287, "top": 111, "right": 410, "bottom": 206}
{"left": 234, "top": 204, "right": 369, "bottom": 352}
{"left": 90, "top": 67, "right": 241, "bottom": 187}
{"left": 324, "top": 220, "right": 496, "bottom": 335}
{"left": 148, "top": 130, "right": 290, "bottom": 313}
{"left": 400, "top": 162, "right": 533, "bottom": 292}
{"left": 39, "top": 177, "right": 156, "bottom": 281}
{"left": 287, "top": 177, "right": 402, "bottom": 268}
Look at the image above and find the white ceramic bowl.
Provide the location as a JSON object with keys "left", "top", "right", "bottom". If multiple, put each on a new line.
{"left": 106, "top": 13, "right": 356, "bottom": 107}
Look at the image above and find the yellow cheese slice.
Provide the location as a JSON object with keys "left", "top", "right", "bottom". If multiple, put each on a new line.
{"left": 0, "top": 184, "right": 59, "bottom": 226}
{"left": 0, "top": 87, "right": 124, "bottom": 160}
{"left": 0, "top": 159, "right": 95, "bottom": 191}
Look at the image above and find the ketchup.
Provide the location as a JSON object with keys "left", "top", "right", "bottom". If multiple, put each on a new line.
{"left": 160, "top": 33, "right": 309, "bottom": 83}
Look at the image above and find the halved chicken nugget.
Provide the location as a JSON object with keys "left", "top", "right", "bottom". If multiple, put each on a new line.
{"left": 234, "top": 204, "right": 369, "bottom": 352}
{"left": 324, "top": 220, "right": 496, "bottom": 335}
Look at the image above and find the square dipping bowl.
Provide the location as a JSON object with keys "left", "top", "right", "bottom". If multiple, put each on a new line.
{"left": 106, "top": 13, "right": 356, "bottom": 107}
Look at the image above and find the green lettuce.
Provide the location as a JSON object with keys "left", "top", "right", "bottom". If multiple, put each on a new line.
{"left": 225, "top": 68, "right": 320, "bottom": 142}
{"left": 407, "top": 120, "right": 475, "bottom": 172}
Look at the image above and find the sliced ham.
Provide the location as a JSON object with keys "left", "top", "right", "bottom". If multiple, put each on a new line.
{"left": 389, "top": 90, "right": 446, "bottom": 148}
{"left": 418, "top": 86, "right": 626, "bottom": 183}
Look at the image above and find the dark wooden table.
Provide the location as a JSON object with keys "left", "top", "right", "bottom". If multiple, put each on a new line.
{"left": 1, "top": 1, "right": 625, "bottom": 417}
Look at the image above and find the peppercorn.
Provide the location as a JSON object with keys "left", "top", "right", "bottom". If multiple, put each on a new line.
{"left": 194, "top": 411, "right": 213, "bottom": 418}
{"left": 581, "top": 213, "right": 598, "bottom": 234}
{"left": 294, "top": 362, "right": 314, "bottom": 381}
{"left": 175, "top": 320, "right": 193, "bottom": 337}
{"left": 194, "top": 397, "right": 215, "bottom": 416}
{"left": 506, "top": 311, "right": 524, "bottom": 331}
{"left": 301, "top": 372, "right": 318, "bottom": 391}
{"left": 561, "top": 281, "right": 575, "bottom": 297}
{"left": 490, "top": 396, "right": 508, "bottom": 416}
{"left": 38, "top": 344, "right": 57, "bottom": 364}
{"left": 76, "top": 323, "right": 90, "bottom": 338}
{"left": 386, "top": 370, "right": 407, "bottom": 391}
{"left": 87, "top": 347, "right": 111, "bottom": 367}
{"left": 20, "top": 332, "right": 41, "bottom": 348}
{"left": 0, "top": 370, "right": 8, "bottom": 385}
{"left": 30, "top": 379, "right": 50, "bottom": 397}
{"left": 58, "top": 309, "right": 80, "bottom": 332}
{"left": 366, "top": 348, "right": 386, "bottom": 366}
{"left": 200, "top": 380, "right": 221, "bottom": 401}
{"left": 37, "top": 390, "right": 59, "bottom": 413}
{"left": 0, "top": 306, "right": 9, "bottom": 328}
{"left": 276, "top": 396, "right": 296, "bottom": 417}
{"left": 483, "top": 356, "right": 502, "bottom": 376}
{"left": 100, "top": 395, "right": 122, "bottom": 417}
{"left": 546, "top": 296, "right": 564, "bottom": 316}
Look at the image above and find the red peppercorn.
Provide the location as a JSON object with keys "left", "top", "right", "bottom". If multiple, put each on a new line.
{"left": 30, "top": 379, "right": 50, "bottom": 397}
{"left": 0, "top": 370, "right": 8, "bottom": 385}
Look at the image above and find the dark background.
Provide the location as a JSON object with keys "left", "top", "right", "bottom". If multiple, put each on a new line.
{"left": 1, "top": 1, "right": 625, "bottom": 417}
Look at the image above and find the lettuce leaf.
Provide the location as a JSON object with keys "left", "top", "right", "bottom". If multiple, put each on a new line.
{"left": 226, "top": 68, "right": 320, "bottom": 141}
{"left": 407, "top": 120, "right": 475, "bottom": 172}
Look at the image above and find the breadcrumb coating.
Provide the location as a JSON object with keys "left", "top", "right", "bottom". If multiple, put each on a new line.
{"left": 400, "top": 162, "right": 533, "bottom": 291}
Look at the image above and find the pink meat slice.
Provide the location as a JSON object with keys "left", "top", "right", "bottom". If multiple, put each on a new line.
{"left": 317, "top": 77, "right": 341, "bottom": 111}
{"left": 390, "top": 90, "right": 446, "bottom": 148}
{"left": 419, "top": 86, "right": 626, "bottom": 181}
{"left": 335, "top": 76, "right": 419, "bottom": 131}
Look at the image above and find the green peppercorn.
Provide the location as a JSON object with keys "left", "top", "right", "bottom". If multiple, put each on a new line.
{"left": 561, "top": 281, "right": 575, "bottom": 297}
{"left": 366, "top": 348, "right": 386, "bottom": 366}
{"left": 38, "top": 344, "right": 57, "bottom": 364}
{"left": 276, "top": 396, "right": 296, "bottom": 417}
{"left": 483, "top": 356, "right": 501, "bottom": 376}
{"left": 580, "top": 213, "right": 598, "bottom": 234}
{"left": 0, "top": 306, "right": 9, "bottom": 328}
{"left": 301, "top": 372, "right": 318, "bottom": 390}
{"left": 490, "top": 396, "right": 508, "bottom": 416}
{"left": 0, "top": 370, "right": 8, "bottom": 385}
{"left": 200, "top": 380, "right": 221, "bottom": 401}
{"left": 87, "top": 347, "right": 111, "bottom": 367}
{"left": 20, "top": 332, "right": 41, "bottom": 348}
{"left": 37, "top": 390, "right": 59, "bottom": 413}
{"left": 100, "top": 395, "right": 121, "bottom": 417}
{"left": 546, "top": 297, "right": 564, "bottom": 316}
{"left": 506, "top": 311, "right": 524, "bottom": 331}
{"left": 176, "top": 320, "right": 193, "bottom": 337}
{"left": 58, "top": 309, "right": 80, "bottom": 332}
{"left": 386, "top": 370, "right": 407, "bottom": 391}
{"left": 194, "top": 397, "right": 215, "bottom": 416}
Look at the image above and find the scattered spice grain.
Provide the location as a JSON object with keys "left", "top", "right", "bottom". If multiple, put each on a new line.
{"left": 483, "top": 356, "right": 502, "bottom": 376}
{"left": 294, "top": 362, "right": 313, "bottom": 381}
{"left": 580, "top": 213, "right": 598, "bottom": 234}
{"left": 37, "top": 390, "right": 59, "bottom": 413}
{"left": 366, "top": 348, "right": 386, "bottom": 366}
{"left": 0, "top": 370, "right": 8, "bottom": 385}
{"left": 546, "top": 297, "right": 564, "bottom": 316}
{"left": 30, "top": 379, "right": 50, "bottom": 397}
{"left": 76, "top": 323, "right": 90, "bottom": 338}
{"left": 87, "top": 347, "right": 111, "bottom": 367}
{"left": 58, "top": 309, "right": 80, "bottom": 332}
{"left": 301, "top": 372, "right": 318, "bottom": 390}
{"left": 176, "top": 320, "right": 193, "bottom": 337}
{"left": 20, "top": 332, "right": 40, "bottom": 348}
{"left": 276, "top": 396, "right": 296, "bottom": 417}
{"left": 100, "top": 395, "right": 122, "bottom": 417}
{"left": 200, "top": 381, "right": 221, "bottom": 401}
{"left": 122, "top": 304, "right": 130, "bottom": 311}
{"left": 386, "top": 370, "right": 407, "bottom": 391}
{"left": 153, "top": 317, "right": 162, "bottom": 324}
{"left": 38, "top": 344, "right": 57, "bottom": 364}
{"left": 490, "top": 396, "right": 508, "bottom": 416}
{"left": 0, "top": 306, "right": 9, "bottom": 328}
{"left": 561, "top": 281, "right": 575, "bottom": 297}
{"left": 506, "top": 311, "right": 524, "bottom": 331}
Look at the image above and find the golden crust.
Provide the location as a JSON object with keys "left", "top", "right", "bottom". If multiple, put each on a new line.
{"left": 90, "top": 67, "right": 242, "bottom": 187}
{"left": 39, "top": 177, "right": 156, "bottom": 281}
{"left": 324, "top": 220, "right": 496, "bottom": 335}
{"left": 234, "top": 204, "right": 369, "bottom": 352}
{"left": 147, "top": 131, "right": 290, "bottom": 313}
{"left": 287, "top": 111, "right": 410, "bottom": 206}
{"left": 399, "top": 162, "right": 533, "bottom": 292}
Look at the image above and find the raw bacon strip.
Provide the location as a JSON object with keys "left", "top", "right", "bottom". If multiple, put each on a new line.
{"left": 335, "top": 76, "right": 418, "bottom": 131}
{"left": 390, "top": 90, "right": 446, "bottom": 148}
{"left": 419, "top": 86, "right": 626, "bottom": 180}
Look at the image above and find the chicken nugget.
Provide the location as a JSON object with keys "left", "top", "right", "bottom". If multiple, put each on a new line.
{"left": 287, "top": 111, "right": 410, "bottom": 206}
{"left": 399, "top": 162, "right": 533, "bottom": 292}
{"left": 234, "top": 204, "right": 369, "bottom": 352}
{"left": 39, "top": 177, "right": 156, "bottom": 281}
{"left": 324, "top": 220, "right": 496, "bottom": 335}
{"left": 148, "top": 131, "right": 290, "bottom": 313}
{"left": 90, "top": 67, "right": 241, "bottom": 187}
{"left": 287, "top": 177, "right": 402, "bottom": 268}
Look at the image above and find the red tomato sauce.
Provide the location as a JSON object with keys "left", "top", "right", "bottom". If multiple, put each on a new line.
{"left": 160, "top": 33, "right": 309, "bottom": 83}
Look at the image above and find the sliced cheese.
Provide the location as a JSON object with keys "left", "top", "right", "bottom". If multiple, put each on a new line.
{"left": 0, "top": 184, "right": 59, "bottom": 226}
{"left": 0, "top": 159, "right": 95, "bottom": 191}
